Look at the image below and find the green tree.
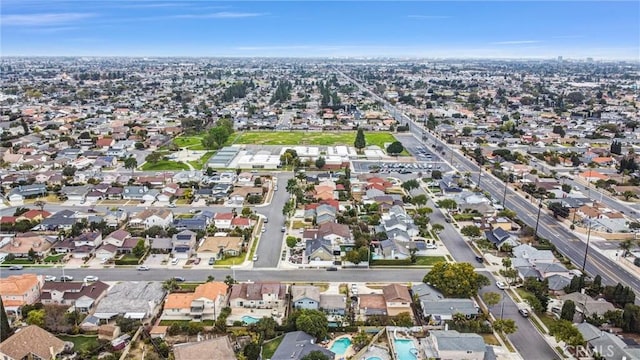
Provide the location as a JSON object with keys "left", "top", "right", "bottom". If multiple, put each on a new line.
{"left": 0, "top": 297, "right": 13, "bottom": 342}
{"left": 391, "top": 312, "right": 414, "bottom": 327}
{"left": 619, "top": 239, "right": 634, "bottom": 257}
{"left": 411, "top": 194, "right": 428, "bottom": 208}
{"left": 431, "top": 170, "right": 442, "bottom": 179}
{"left": 62, "top": 166, "right": 76, "bottom": 177}
{"left": 461, "top": 225, "right": 481, "bottom": 238}
{"left": 343, "top": 247, "right": 369, "bottom": 265}
{"left": 26, "top": 309, "right": 45, "bottom": 327}
{"left": 224, "top": 275, "right": 236, "bottom": 287}
{"left": 241, "top": 207, "right": 252, "bottom": 217}
{"left": 132, "top": 239, "right": 146, "bottom": 258}
{"left": 482, "top": 292, "right": 502, "bottom": 308}
{"left": 436, "top": 199, "right": 458, "bottom": 211}
{"left": 493, "top": 318, "right": 517, "bottom": 335}
{"left": 549, "top": 320, "right": 585, "bottom": 351}
{"left": 295, "top": 309, "right": 328, "bottom": 341}
{"left": 401, "top": 179, "right": 420, "bottom": 192}
{"left": 163, "top": 278, "right": 179, "bottom": 292}
{"left": 354, "top": 128, "right": 366, "bottom": 151}
{"left": 286, "top": 236, "right": 298, "bottom": 249}
{"left": 386, "top": 141, "right": 404, "bottom": 155}
{"left": 561, "top": 300, "right": 576, "bottom": 321}
{"left": 315, "top": 156, "right": 326, "bottom": 169}
{"left": 352, "top": 331, "right": 371, "bottom": 350}
{"left": 301, "top": 351, "right": 331, "bottom": 360}
{"left": 423, "top": 262, "right": 490, "bottom": 298}
{"left": 124, "top": 156, "right": 137, "bottom": 176}
{"left": 502, "top": 257, "right": 512, "bottom": 270}
{"left": 243, "top": 342, "right": 261, "bottom": 360}
{"left": 251, "top": 317, "right": 278, "bottom": 340}
{"left": 145, "top": 152, "right": 162, "bottom": 164}
{"left": 431, "top": 223, "right": 444, "bottom": 234}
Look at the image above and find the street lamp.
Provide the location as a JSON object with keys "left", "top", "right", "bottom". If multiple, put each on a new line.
{"left": 534, "top": 197, "right": 544, "bottom": 241}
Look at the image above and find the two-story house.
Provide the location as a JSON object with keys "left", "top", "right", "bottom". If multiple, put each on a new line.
{"left": 129, "top": 209, "right": 174, "bottom": 229}
{"left": 40, "top": 281, "right": 109, "bottom": 312}
{"left": 213, "top": 212, "right": 234, "bottom": 229}
{"left": 382, "top": 284, "right": 412, "bottom": 317}
{"left": 291, "top": 285, "right": 320, "bottom": 310}
{"left": 172, "top": 230, "right": 197, "bottom": 259}
{"left": 228, "top": 282, "right": 287, "bottom": 312}
{"left": 162, "top": 282, "right": 228, "bottom": 322}
{"left": 0, "top": 274, "right": 44, "bottom": 315}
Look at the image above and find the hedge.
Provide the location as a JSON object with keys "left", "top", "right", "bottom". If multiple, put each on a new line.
{"left": 370, "top": 259, "right": 412, "bottom": 266}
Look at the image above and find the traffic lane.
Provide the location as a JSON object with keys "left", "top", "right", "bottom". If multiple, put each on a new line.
{"left": 0, "top": 267, "right": 430, "bottom": 283}
{"left": 428, "top": 204, "right": 484, "bottom": 268}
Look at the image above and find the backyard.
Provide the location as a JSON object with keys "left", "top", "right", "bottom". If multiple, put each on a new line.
{"left": 261, "top": 335, "right": 283, "bottom": 360}
{"left": 58, "top": 335, "right": 100, "bottom": 354}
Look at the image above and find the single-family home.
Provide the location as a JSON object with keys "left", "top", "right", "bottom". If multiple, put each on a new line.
{"left": 317, "top": 222, "right": 352, "bottom": 245}
{"left": 484, "top": 227, "right": 519, "bottom": 249}
{"left": 129, "top": 209, "right": 174, "bottom": 229}
{"left": 228, "top": 282, "right": 287, "bottom": 312}
{"left": 0, "top": 274, "right": 44, "bottom": 315}
{"left": 382, "top": 284, "right": 412, "bottom": 317}
{"left": 291, "top": 285, "right": 320, "bottom": 310}
{"left": 426, "top": 330, "right": 490, "bottom": 360}
{"left": 213, "top": 212, "right": 234, "bottom": 229}
{"left": 271, "top": 331, "right": 334, "bottom": 360}
{"left": 358, "top": 294, "right": 387, "bottom": 319}
{"left": 172, "top": 230, "right": 197, "bottom": 259}
{"left": 162, "top": 282, "right": 228, "bottom": 321}
{"left": 319, "top": 294, "right": 347, "bottom": 317}
{"left": 197, "top": 236, "right": 244, "bottom": 259}
{"left": 40, "top": 281, "right": 109, "bottom": 312}
{"left": 0, "top": 325, "right": 66, "bottom": 360}
{"left": 7, "top": 184, "right": 46, "bottom": 202}
{"left": 421, "top": 298, "right": 479, "bottom": 325}
{"left": 173, "top": 336, "right": 237, "bottom": 360}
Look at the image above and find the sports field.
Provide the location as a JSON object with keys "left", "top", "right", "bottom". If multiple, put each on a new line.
{"left": 233, "top": 131, "right": 396, "bottom": 148}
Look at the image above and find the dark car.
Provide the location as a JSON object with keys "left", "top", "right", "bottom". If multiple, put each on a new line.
{"left": 174, "top": 276, "right": 185, "bottom": 282}
{"left": 87, "top": 208, "right": 97, "bottom": 213}
{"left": 326, "top": 267, "right": 338, "bottom": 271}
{"left": 475, "top": 256, "right": 484, "bottom": 263}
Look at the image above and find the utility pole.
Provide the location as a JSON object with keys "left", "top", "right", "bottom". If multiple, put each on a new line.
{"left": 581, "top": 217, "right": 592, "bottom": 274}
{"left": 534, "top": 197, "right": 544, "bottom": 241}
{"left": 502, "top": 173, "right": 509, "bottom": 207}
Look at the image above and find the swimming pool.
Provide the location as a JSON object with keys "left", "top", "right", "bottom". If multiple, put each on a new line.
{"left": 330, "top": 337, "right": 352, "bottom": 355}
{"left": 394, "top": 338, "right": 417, "bottom": 360}
{"left": 366, "top": 357, "right": 382, "bottom": 360}
{"left": 241, "top": 315, "right": 260, "bottom": 324}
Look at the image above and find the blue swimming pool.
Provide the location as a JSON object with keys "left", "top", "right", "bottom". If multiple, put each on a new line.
{"left": 394, "top": 338, "right": 417, "bottom": 360}
{"left": 241, "top": 315, "right": 260, "bottom": 324}
{"left": 330, "top": 337, "right": 352, "bottom": 355}
{"left": 366, "top": 357, "right": 382, "bottom": 360}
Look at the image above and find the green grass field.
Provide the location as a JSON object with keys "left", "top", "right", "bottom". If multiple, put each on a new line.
{"left": 414, "top": 256, "right": 447, "bottom": 266}
{"left": 262, "top": 336, "right": 283, "bottom": 360}
{"left": 141, "top": 160, "right": 191, "bottom": 171}
{"left": 188, "top": 151, "right": 215, "bottom": 170}
{"left": 58, "top": 335, "right": 99, "bottom": 353}
{"left": 233, "top": 131, "right": 397, "bottom": 148}
{"left": 173, "top": 135, "right": 206, "bottom": 150}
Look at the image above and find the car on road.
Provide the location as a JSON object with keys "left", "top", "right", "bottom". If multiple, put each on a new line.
{"left": 475, "top": 255, "right": 484, "bottom": 263}
{"left": 87, "top": 208, "right": 97, "bottom": 213}
{"left": 44, "top": 275, "right": 56, "bottom": 281}
{"left": 137, "top": 265, "right": 150, "bottom": 271}
{"left": 518, "top": 308, "right": 530, "bottom": 317}
{"left": 60, "top": 275, "right": 74, "bottom": 282}
{"left": 252, "top": 255, "right": 258, "bottom": 261}
{"left": 168, "top": 203, "right": 176, "bottom": 208}
{"left": 84, "top": 275, "right": 99, "bottom": 282}
{"left": 264, "top": 217, "right": 268, "bottom": 223}
{"left": 496, "top": 281, "right": 507, "bottom": 290}
{"left": 261, "top": 227, "right": 266, "bottom": 233}
{"left": 326, "top": 267, "right": 338, "bottom": 271}
{"left": 171, "top": 258, "right": 179, "bottom": 265}
{"left": 173, "top": 276, "right": 185, "bottom": 282}
{"left": 281, "top": 226, "right": 286, "bottom": 232}
{"left": 208, "top": 257, "right": 215, "bottom": 265}
{"left": 8, "top": 265, "right": 23, "bottom": 270}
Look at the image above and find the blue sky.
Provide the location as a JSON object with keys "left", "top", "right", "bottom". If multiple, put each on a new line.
{"left": 2, "top": 1, "right": 639, "bottom": 59}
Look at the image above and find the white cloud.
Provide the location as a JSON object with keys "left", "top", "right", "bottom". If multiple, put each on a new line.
{"left": 407, "top": 15, "right": 450, "bottom": 19}
{"left": 490, "top": 40, "right": 542, "bottom": 45}
{"left": 1, "top": 12, "right": 95, "bottom": 26}
{"left": 172, "top": 12, "right": 267, "bottom": 19}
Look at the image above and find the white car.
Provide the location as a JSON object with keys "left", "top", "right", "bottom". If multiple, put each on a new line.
{"left": 84, "top": 275, "right": 99, "bottom": 282}
{"left": 44, "top": 275, "right": 56, "bottom": 282}
{"left": 252, "top": 255, "right": 258, "bottom": 261}
{"left": 425, "top": 243, "right": 437, "bottom": 249}
{"left": 137, "top": 265, "right": 150, "bottom": 271}
{"left": 496, "top": 281, "right": 507, "bottom": 290}
{"left": 261, "top": 227, "right": 266, "bottom": 233}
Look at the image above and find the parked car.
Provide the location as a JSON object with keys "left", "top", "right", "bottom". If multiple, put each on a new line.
{"left": 60, "top": 275, "right": 74, "bottom": 282}
{"left": 281, "top": 226, "right": 286, "bottom": 232}
{"left": 168, "top": 203, "right": 176, "bottom": 208}
{"left": 137, "top": 265, "right": 150, "bottom": 271}
{"left": 83, "top": 275, "right": 99, "bottom": 282}
{"left": 496, "top": 281, "right": 507, "bottom": 290}
{"left": 326, "top": 267, "right": 338, "bottom": 271}
{"left": 208, "top": 257, "right": 215, "bottom": 265}
{"left": 475, "top": 255, "right": 484, "bottom": 263}
{"left": 173, "top": 276, "right": 185, "bottom": 282}
{"left": 518, "top": 308, "right": 530, "bottom": 317}
{"left": 8, "top": 265, "right": 23, "bottom": 270}
{"left": 425, "top": 243, "right": 437, "bottom": 249}
{"left": 87, "top": 208, "right": 97, "bottom": 213}
{"left": 171, "top": 258, "right": 179, "bottom": 265}
{"left": 44, "top": 275, "right": 56, "bottom": 281}
{"left": 252, "top": 255, "right": 258, "bottom": 261}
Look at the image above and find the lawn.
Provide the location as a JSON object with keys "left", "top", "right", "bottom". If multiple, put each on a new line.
{"left": 58, "top": 335, "right": 99, "bottom": 353}
{"left": 215, "top": 254, "right": 246, "bottom": 266}
{"left": 177, "top": 282, "right": 202, "bottom": 291}
{"left": 173, "top": 135, "right": 206, "bottom": 150}
{"left": 141, "top": 160, "right": 190, "bottom": 171}
{"left": 43, "top": 253, "right": 65, "bottom": 263}
{"left": 233, "top": 131, "right": 397, "bottom": 148}
{"left": 262, "top": 336, "right": 283, "bottom": 360}
{"left": 188, "top": 151, "right": 215, "bottom": 170}
{"left": 1, "top": 258, "right": 35, "bottom": 265}
{"left": 414, "top": 256, "right": 447, "bottom": 266}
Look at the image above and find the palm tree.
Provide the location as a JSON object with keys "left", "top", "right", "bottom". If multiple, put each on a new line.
{"left": 619, "top": 239, "right": 634, "bottom": 258}
{"left": 124, "top": 156, "right": 137, "bottom": 177}
{"left": 33, "top": 200, "right": 45, "bottom": 212}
